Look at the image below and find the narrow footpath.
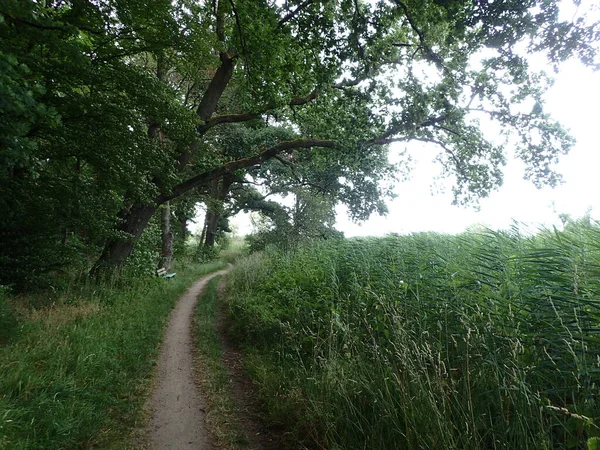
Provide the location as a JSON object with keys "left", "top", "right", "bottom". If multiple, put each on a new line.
{"left": 143, "top": 267, "right": 231, "bottom": 450}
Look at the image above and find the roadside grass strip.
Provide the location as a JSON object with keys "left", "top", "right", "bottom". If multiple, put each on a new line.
{"left": 194, "top": 275, "right": 248, "bottom": 450}
{"left": 0, "top": 261, "right": 225, "bottom": 450}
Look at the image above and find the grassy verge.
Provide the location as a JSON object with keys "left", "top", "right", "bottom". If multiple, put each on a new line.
{"left": 226, "top": 223, "right": 600, "bottom": 449}
{"left": 193, "top": 275, "right": 247, "bottom": 450}
{"left": 0, "top": 260, "right": 225, "bottom": 450}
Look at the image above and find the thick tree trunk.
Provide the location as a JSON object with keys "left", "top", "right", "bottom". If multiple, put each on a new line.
{"left": 180, "top": 214, "right": 187, "bottom": 242}
{"left": 201, "top": 175, "right": 234, "bottom": 248}
{"left": 201, "top": 179, "right": 220, "bottom": 248}
{"left": 91, "top": 204, "right": 157, "bottom": 277}
{"left": 159, "top": 201, "right": 173, "bottom": 271}
{"left": 204, "top": 210, "right": 220, "bottom": 248}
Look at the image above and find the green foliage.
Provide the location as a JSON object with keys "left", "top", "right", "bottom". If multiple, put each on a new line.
{"left": 0, "top": 1, "right": 198, "bottom": 287}
{"left": 226, "top": 222, "right": 600, "bottom": 449}
{"left": 0, "top": 261, "right": 225, "bottom": 449}
{"left": 2, "top": 0, "right": 599, "bottom": 279}
{"left": 123, "top": 216, "right": 162, "bottom": 277}
{"left": 246, "top": 188, "right": 344, "bottom": 253}
{"left": 195, "top": 244, "right": 220, "bottom": 263}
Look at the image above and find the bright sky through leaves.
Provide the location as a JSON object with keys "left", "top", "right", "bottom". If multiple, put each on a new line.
{"left": 224, "top": 59, "right": 600, "bottom": 237}
{"left": 335, "top": 59, "right": 600, "bottom": 236}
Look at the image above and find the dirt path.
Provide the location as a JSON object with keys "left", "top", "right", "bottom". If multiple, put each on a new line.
{"left": 143, "top": 267, "right": 230, "bottom": 450}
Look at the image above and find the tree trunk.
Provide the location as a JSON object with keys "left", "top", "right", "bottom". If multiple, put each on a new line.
{"left": 90, "top": 204, "right": 158, "bottom": 277}
{"left": 202, "top": 174, "right": 234, "bottom": 248}
{"left": 180, "top": 214, "right": 187, "bottom": 242}
{"left": 201, "top": 179, "right": 220, "bottom": 248}
{"left": 159, "top": 201, "right": 173, "bottom": 271}
{"left": 92, "top": 54, "right": 238, "bottom": 274}
{"left": 204, "top": 210, "right": 220, "bottom": 247}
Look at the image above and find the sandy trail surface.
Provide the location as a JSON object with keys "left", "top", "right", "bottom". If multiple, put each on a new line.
{"left": 143, "top": 267, "right": 230, "bottom": 450}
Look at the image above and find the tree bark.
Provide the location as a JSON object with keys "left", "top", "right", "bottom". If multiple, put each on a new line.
{"left": 201, "top": 179, "right": 220, "bottom": 248}
{"left": 196, "top": 53, "right": 235, "bottom": 122}
{"left": 203, "top": 210, "right": 220, "bottom": 247}
{"left": 202, "top": 174, "right": 234, "bottom": 248}
{"left": 90, "top": 204, "right": 158, "bottom": 277}
{"left": 179, "top": 213, "right": 187, "bottom": 242}
{"left": 159, "top": 201, "right": 173, "bottom": 271}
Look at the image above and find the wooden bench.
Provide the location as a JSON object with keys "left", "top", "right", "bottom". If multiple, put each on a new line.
{"left": 156, "top": 267, "right": 176, "bottom": 279}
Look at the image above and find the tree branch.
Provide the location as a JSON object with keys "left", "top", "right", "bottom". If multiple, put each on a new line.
{"left": 2, "top": 12, "right": 102, "bottom": 35}
{"left": 197, "top": 112, "right": 262, "bottom": 134}
{"left": 228, "top": 0, "right": 247, "bottom": 55}
{"left": 412, "top": 137, "right": 468, "bottom": 180}
{"left": 278, "top": 0, "right": 313, "bottom": 28}
{"left": 290, "top": 90, "right": 319, "bottom": 105}
{"left": 369, "top": 132, "right": 469, "bottom": 181}
{"left": 393, "top": 1, "right": 451, "bottom": 76}
{"left": 366, "top": 114, "right": 448, "bottom": 146}
{"left": 196, "top": 53, "right": 236, "bottom": 121}
{"left": 197, "top": 90, "right": 318, "bottom": 134}
{"left": 159, "top": 139, "right": 336, "bottom": 202}
{"left": 274, "top": 155, "right": 330, "bottom": 193}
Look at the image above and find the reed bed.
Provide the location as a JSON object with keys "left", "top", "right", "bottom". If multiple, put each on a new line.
{"left": 226, "top": 221, "right": 600, "bottom": 449}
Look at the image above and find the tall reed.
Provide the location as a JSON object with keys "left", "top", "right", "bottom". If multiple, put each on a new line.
{"left": 226, "top": 221, "right": 600, "bottom": 449}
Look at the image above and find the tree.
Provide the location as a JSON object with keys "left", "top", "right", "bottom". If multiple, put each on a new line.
{"left": 245, "top": 187, "right": 344, "bottom": 252}
{"left": 1, "top": 0, "right": 598, "bottom": 283}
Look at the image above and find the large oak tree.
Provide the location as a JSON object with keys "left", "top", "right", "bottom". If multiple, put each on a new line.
{"left": 1, "top": 0, "right": 598, "bottom": 284}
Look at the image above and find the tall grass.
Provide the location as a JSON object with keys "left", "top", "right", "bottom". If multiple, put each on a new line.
{"left": 0, "top": 260, "right": 225, "bottom": 449}
{"left": 194, "top": 275, "right": 248, "bottom": 449}
{"left": 225, "top": 221, "right": 600, "bottom": 449}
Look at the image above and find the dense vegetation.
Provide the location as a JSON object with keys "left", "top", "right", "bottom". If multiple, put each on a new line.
{"left": 226, "top": 220, "right": 600, "bottom": 449}
{"left": 2, "top": 0, "right": 598, "bottom": 288}
{"left": 0, "top": 260, "right": 225, "bottom": 449}
{"left": 1, "top": 1, "right": 599, "bottom": 447}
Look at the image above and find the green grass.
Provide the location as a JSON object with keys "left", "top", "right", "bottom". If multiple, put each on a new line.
{"left": 225, "top": 221, "right": 600, "bottom": 450}
{"left": 194, "top": 275, "right": 247, "bottom": 450}
{"left": 0, "top": 260, "right": 225, "bottom": 450}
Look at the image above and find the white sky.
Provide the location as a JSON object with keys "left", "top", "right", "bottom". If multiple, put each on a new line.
{"left": 223, "top": 59, "right": 600, "bottom": 237}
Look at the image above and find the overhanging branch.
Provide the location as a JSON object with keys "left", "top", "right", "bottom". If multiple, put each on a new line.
{"left": 393, "top": 0, "right": 451, "bottom": 76}
{"left": 159, "top": 138, "right": 336, "bottom": 203}
{"left": 366, "top": 114, "right": 448, "bottom": 146}
{"left": 197, "top": 112, "right": 263, "bottom": 134}
{"left": 278, "top": 0, "right": 313, "bottom": 28}
{"left": 197, "top": 90, "right": 318, "bottom": 134}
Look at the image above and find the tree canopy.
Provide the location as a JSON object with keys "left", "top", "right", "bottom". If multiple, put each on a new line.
{"left": 1, "top": 0, "right": 598, "bottom": 286}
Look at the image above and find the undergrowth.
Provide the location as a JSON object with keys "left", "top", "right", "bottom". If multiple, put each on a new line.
{"left": 0, "top": 260, "right": 225, "bottom": 449}
{"left": 226, "top": 221, "right": 600, "bottom": 450}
